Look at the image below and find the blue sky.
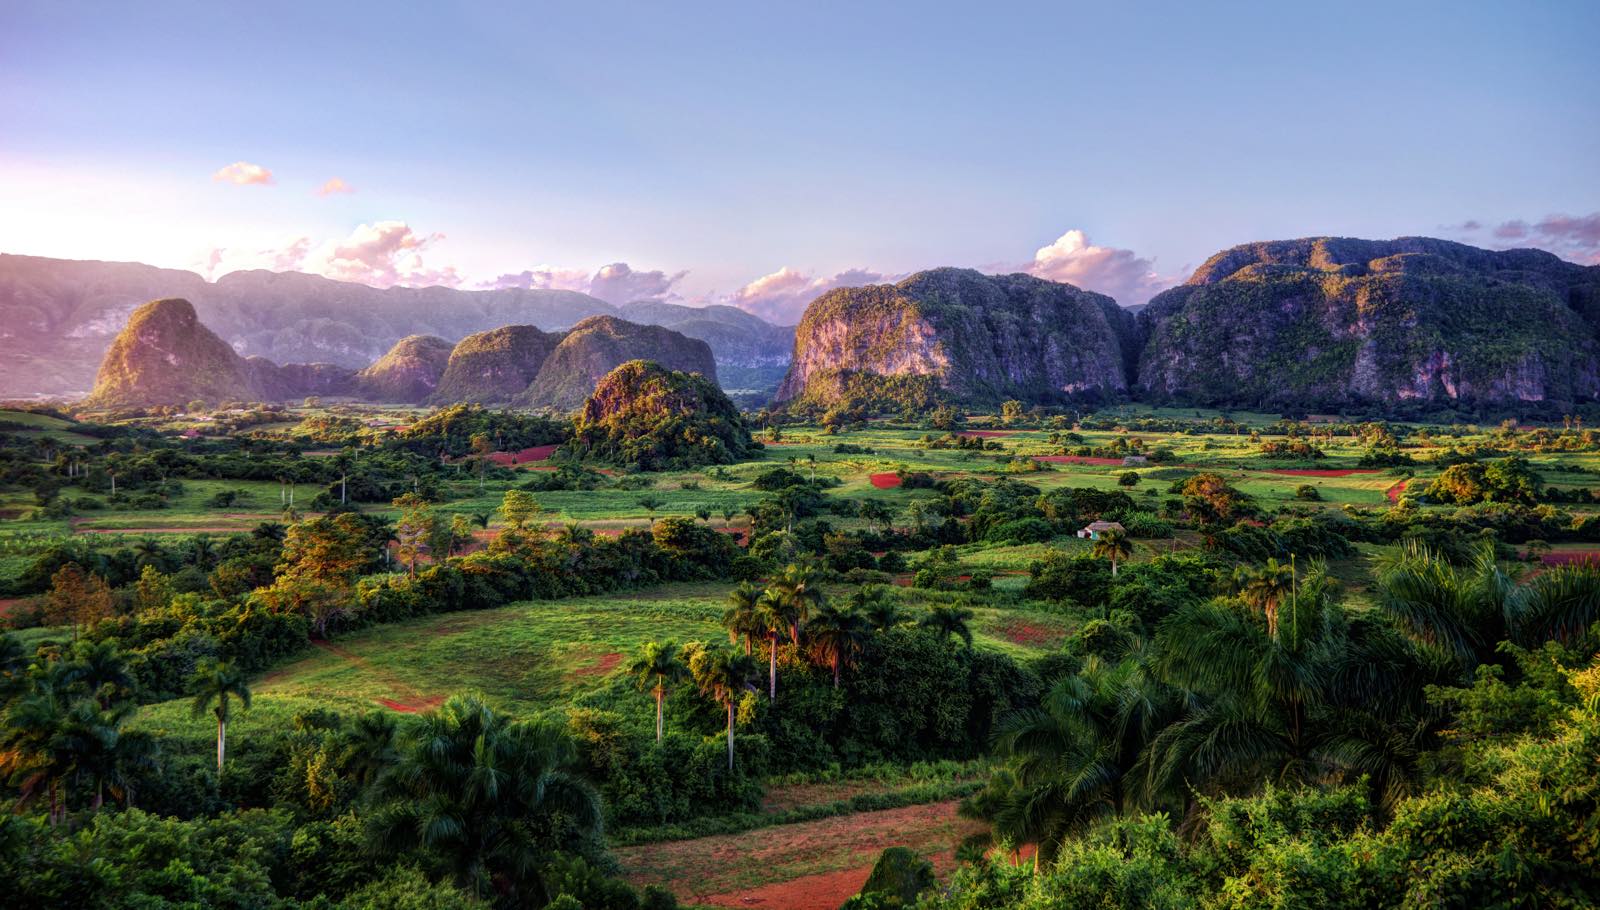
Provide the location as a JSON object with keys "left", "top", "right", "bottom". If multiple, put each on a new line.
{"left": 2, "top": 0, "right": 1596, "bottom": 320}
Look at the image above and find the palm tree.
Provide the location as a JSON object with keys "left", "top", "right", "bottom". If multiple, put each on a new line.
{"left": 366, "top": 696, "right": 601, "bottom": 902}
{"left": 689, "top": 647, "right": 759, "bottom": 771}
{"left": 851, "top": 585, "right": 902, "bottom": 631}
{"left": 629, "top": 640, "right": 687, "bottom": 741}
{"left": 1237, "top": 558, "right": 1295, "bottom": 640}
{"left": 806, "top": 605, "right": 871, "bottom": 688}
{"left": 63, "top": 639, "right": 135, "bottom": 709}
{"left": 132, "top": 536, "right": 168, "bottom": 572}
{"left": 722, "top": 582, "right": 764, "bottom": 656}
{"left": 0, "top": 690, "right": 73, "bottom": 824}
{"left": 1373, "top": 542, "right": 1519, "bottom": 674}
{"left": 1091, "top": 528, "right": 1133, "bottom": 577}
{"left": 860, "top": 500, "right": 896, "bottom": 534}
{"left": 919, "top": 605, "right": 974, "bottom": 648}
{"left": 189, "top": 659, "right": 251, "bottom": 776}
{"left": 338, "top": 711, "right": 399, "bottom": 791}
{"left": 189, "top": 534, "right": 217, "bottom": 570}
{"left": 765, "top": 563, "right": 826, "bottom": 647}
{"left": 471, "top": 511, "right": 492, "bottom": 530}
{"left": 755, "top": 594, "right": 796, "bottom": 700}
{"left": 61, "top": 699, "right": 158, "bottom": 811}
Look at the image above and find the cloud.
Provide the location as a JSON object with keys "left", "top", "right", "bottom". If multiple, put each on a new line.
{"left": 1021, "top": 229, "right": 1177, "bottom": 306}
{"left": 728, "top": 266, "right": 889, "bottom": 323}
{"left": 212, "top": 161, "right": 274, "bottom": 186}
{"left": 587, "top": 262, "right": 687, "bottom": 304}
{"left": 481, "top": 262, "right": 687, "bottom": 304}
{"left": 315, "top": 177, "right": 354, "bottom": 196}
{"left": 198, "top": 221, "right": 461, "bottom": 288}
{"left": 1450, "top": 212, "right": 1600, "bottom": 265}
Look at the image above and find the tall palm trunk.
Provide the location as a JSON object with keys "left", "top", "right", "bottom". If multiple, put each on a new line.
{"left": 832, "top": 653, "right": 841, "bottom": 688}
{"left": 768, "top": 636, "right": 777, "bottom": 700}
{"left": 216, "top": 715, "right": 227, "bottom": 775}
{"left": 654, "top": 686, "right": 665, "bottom": 741}
{"left": 1112, "top": 558, "right": 1118, "bottom": 577}
{"left": 726, "top": 702, "right": 735, "bottom": 770}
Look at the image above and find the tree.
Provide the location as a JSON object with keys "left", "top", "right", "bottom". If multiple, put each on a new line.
{"left": 447, "top": 513, "right": 474, "bottom": 556}
{"left": 469, "top": 433, "right": 495, "bottom": 492}
{"left": 393, "top": 493, "right": 434, "bottom": 579}
{"left": 807, "top": 605, "right": 871, "bottom": 688}
{"left": 1179, "top": 472, "right": 1251, "bottom": 527}
{"left": 695, "top": 506, "right": 712, "bottom": 524}
{"left": 1236, "top": 558, "right": 1295, "bottom": 640}
{"left": 1092, "top": 529, "right": 1134, "bottom": 578}
{"left": 1118, "top": 471, "right": 1140, "bottom": 487}
{"left": 0, "top": 690, "right": 74, "bottom": 824}
{"left": 721, "top": 507, "right": 739, "bottom": 528}
{"left": 688, "top": 646, "right": 759, "bottom": 771}
{"left": 499, "top": 489, "right": 541, "bottom": 531}
{"left": 333, "top": 451, "right": 355, "bottom": 505}
{"left": 629, "top": 640, "right": 687, "bottom": 742}
{"left": 190, "top": 659, "right": 251, "bottom": 776}
{"left": 920, "top": 605, "right": 974, "bottom": 648}
{"left": 638, "top": 495, "right": 663, "bottom": 519}
{"left": 755, "top": 594, "right": 795, "bottom": 700}
{"left": 45, "top": 563, "right": 112, "bottom": 641}
{"left": 852, "top": 585, "right": 902, "bottom": 631}
{"left": 764, "top": 563, "right": 826, "bottom": 647}
{"left": 367, "top": 696, "right": 601, "bottom": 903}
{"left": 860, "top": 500, "right": 896, "bottom": 534}
{"left": 61, "top": 698, "right": 157, "bottom": 811}
{"left": 722, "top": 582, "right": 764, "bottom": 656}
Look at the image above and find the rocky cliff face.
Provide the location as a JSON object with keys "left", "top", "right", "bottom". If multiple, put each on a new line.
{"left": 0, "top": 254, "right": 794, "bottom": 397}
{"left": 776, "top": 268, "right": 1136, "bottom": 407}
{"left": 83, "top": 298, "right": 255, "bottom": 408}
{"left": 1137, "top": 237, "right": 1600, "bottom": 408}
{"left": 428, "top": 325, "right": 562, "bottom": 405}
{"left": 354, "top": 335, "right": 454, "bottom": 403}
{"left": 517, "top": 316, "right": 718, "bottom": 411}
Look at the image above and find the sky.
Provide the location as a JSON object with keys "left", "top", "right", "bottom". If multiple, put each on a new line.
{"left": 2, "top": 0, "right": 1597, "bottom": 322}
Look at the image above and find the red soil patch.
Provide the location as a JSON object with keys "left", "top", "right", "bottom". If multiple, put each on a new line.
{"left": 1542, "top": 551, "right": 1600, "bottom": 566}
{"left": 1386, "top": 479, "right": 1408, "bottom": 503}
{"left": 309, "top": 640, "right": 444, "bottom": 714}
{"left": 1262, "top": 468, "right": 1379, "bottom": 477}
{"left": 996, "top": 617, "right": 1066, "bottom": 647}
{"left": 488, "top": 444, "right": 559, "bottom": 467}
{"left": 1032, "top": 455, "right": 1123, "bottom": 466}
{"left": 869, "top": 472, "right": 903, "bottom": 489}
{"left": 571, "top": 652, "right": 625, "bottom": 677}
{"left": 0, "top": 597, "right": 33, "bottom": 618}
{"left": 376, "top": 695, "right": 448, "bottom": 713}
{"left": 957, "top": 430, "right": 1015, "bottom": 438}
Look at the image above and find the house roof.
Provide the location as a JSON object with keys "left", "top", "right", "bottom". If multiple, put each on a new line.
{"left": 1083, "top": 520, "right": 1124, "bottom": 532}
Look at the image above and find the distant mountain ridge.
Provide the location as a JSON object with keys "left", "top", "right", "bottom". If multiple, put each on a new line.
{"left": 0, "top": 253, "right": 793, "bottom": 398}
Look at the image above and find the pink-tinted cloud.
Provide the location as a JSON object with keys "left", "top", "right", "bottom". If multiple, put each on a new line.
{"left": 481, "top": 262, "right": 686, "bottom": 304}
{"left": 588, "top": 262, "right": 687, "bottom": 304}
{"left": 1022, "top": 229, "right": 1177, "bottom": 306}
{"left": 727, "top": 266, "right": 888, "bottom": 323}
{"left": 1451, "top": 212, "right": 1600, "bottom": 265}
{"left": 212, "top": 161, "right": 274, "bottom": 186}
{"left": 316, "top": 177, "right": 354, "bottom": 196}
{"left": 198, "top": 222, "right": 461, "bottom": 287}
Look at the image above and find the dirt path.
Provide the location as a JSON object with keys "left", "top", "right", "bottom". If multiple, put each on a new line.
{"left": 306, "top": 640, "right": 445, "bottom": 713}
{"left": 617, "top": 799, "right": 985, "bottom": 908}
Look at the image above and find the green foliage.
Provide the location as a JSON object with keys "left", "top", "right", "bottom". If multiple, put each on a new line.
{"left": 562, "top": 361, "right": 757, "bottom": 470}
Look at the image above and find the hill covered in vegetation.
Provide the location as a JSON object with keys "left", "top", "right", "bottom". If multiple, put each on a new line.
{"left": 518, "top": 316, "right": 718, "bottom": 411}
{"left": 562, "top": 359, "right": 756, "bottom": 468}
{"left": 1136, "top": 237, "right": 1600, "bottom": 409}
{"left": 353, "top": 334, "right": 454, "bottom": 403}
{"left": 428, "top": 324, "right": 562, "bottom": 404}
{"left": 0, "top": 254, "right": 792, "bottom": 397}
{"left": 776, "top": 268, "right": 1137, "bottom": 411}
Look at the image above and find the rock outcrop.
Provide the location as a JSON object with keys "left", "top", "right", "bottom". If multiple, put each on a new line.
{"left": 776, "top": 268, "right": 1136, "bottom": 407}
{"left": 565, "top": 359, "right": 756, "bottom": 469}
{"left": 429, "top": 325, "right": 562, "bottom": 405}
{"left": 517, "top": 316, "right": 718, "bottom": 411}
{"left": 82, "top": 298, "right": 256, "bottom": 409}
{"left": 1136, "top": 237, "right": 1600, "bottom": 408}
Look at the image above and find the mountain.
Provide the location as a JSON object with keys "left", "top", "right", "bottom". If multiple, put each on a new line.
{"left": 82, "top": 298, "right": 355, "bottom": 409}
{"left": 428, "top": 325, "right": 563, "bottom": 405}
{"left": 517, "top": 316, "right": 718, "bottom": 411}
{"left": 0, "top": 254, "right": 792, "bottom": 398}
{"left": 1136, "top": 237, "right": 1600, "bottom": 408}
{"left": 354, "top": 335, "right": 454, "bottom": 403}
{"left": 565, "top": 359, "right": 757, "bottom": 469}
{"left": 775, "top": 268, "right": 1136, "bottom": 408}
{"left": 618, "top": 301, "right": 794, "bottom": 391}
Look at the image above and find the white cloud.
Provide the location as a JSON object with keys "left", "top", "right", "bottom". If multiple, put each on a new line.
{"left": 1021, "top": 229, "right": 1176, "bottom": 306}
{"left": 481, "top": 261, "right": 686, "bottom": 304}
{"left": 315, "top": 177, "right": 354, "bottom": 196}
{"left": 197, "top": 222, "right": 461, "bottom": 288}
{"left": 212, "top": 161, "right": 274, "bottom": 186}
{"left": 727, "top": 267, "right": 888, "bottom": 323}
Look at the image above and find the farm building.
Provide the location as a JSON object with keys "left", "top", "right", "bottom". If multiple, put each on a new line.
{"left": 1076, "top": 520, "right": 1125, "bottom": 540}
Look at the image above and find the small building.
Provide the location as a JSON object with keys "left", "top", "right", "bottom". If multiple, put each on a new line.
{"left": 1122, "top": 455, "right": 1148, "bottom": 466}
{"left": 1076, "top": 520, "right": 1125, "bottom": 540}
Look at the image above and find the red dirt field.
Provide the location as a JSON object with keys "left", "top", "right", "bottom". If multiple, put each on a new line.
{"left": 619, "top": 799, "right": 985, "bottom": 910}
{"left": 488, "top": 444, "right": 559, "bottom": 466}
{"left": 376, "top": 695, "right": 447, "bottom": 713}
{"left": 1386, "top": 480, "right": 1408, "bottom": 503}
{"left": 569, "top": 652, "right": 624, "bottom": 677}
{"left": 995, "top": 616, "right": 1068, "bottom": 647}
{"left": 869, "top": 472, "right": 903, "bottom": 489}
{"left": 1262, "top": 468, "right": 1379, "bottom": 477}
{"left": 1542, "top": 551, "right": 1600, "bottom": 566}
{"left": 1032, "top": 455, "right": 1123, "bottom": 466}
